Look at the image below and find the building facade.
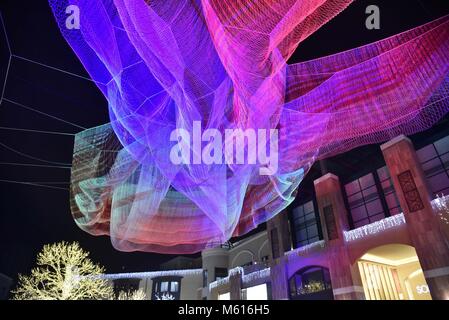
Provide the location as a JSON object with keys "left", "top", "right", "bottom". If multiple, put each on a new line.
{"left": 102, "top": 129, "right": 449, "bottom": 300}
{"left": 267, "top": 133, "right": 449, "bottom": 300}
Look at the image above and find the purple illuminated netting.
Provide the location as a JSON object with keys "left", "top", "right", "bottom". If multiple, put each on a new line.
{"left": 48, "top": 0, "right": 449, "bottom": 253}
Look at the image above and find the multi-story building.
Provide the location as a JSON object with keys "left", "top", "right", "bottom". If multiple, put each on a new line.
{"left": 101, "top": 116, "right": 449, "bottom": 300}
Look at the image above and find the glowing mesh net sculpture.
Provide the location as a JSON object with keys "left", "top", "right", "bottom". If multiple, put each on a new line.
{"left": 49, "top": 0, "right": 449, "bottom": 253}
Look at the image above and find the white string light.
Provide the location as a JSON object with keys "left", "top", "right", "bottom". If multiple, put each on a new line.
{"left": 95, "top": 269, "right": 203, "bottom": 280}
{"left": 209, "top": 266, "right": 271, "bottom": 290}
{"left": 242, "top": 268, "right": 270, "bottom": 285}
{"left": 343, "top": 213, "right": 406, "bottom": 242}
{"left": 286, "top": 240, "right": 325, "bottom": 259}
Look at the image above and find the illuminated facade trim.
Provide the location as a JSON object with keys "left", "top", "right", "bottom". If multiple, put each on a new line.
{"left": 343, "top": 213, "right": 406, "bottom": 242}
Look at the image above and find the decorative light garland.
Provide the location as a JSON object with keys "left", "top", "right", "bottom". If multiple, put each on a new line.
{"left": 95, "top": 269, "right": 203, "bottom": 280}
{"left": 343, "top": 213, "right": 406, "bottom": 242}
{"left": 209, "top": 266, "right": 271, "bottom": 290}
{"left": 286, "top": 240, "right": 325, "bottom": 259}
{"left": 209, "top": 277, "right": 230, "bottom": 290}
{"left": 229, "top": 266, "right": 244, "bottom": 276}
{"left": 242, "top": 268, "right": 271, "bottom": 285}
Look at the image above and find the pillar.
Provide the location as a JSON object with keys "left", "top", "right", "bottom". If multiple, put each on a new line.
{"left": 229, "top": 270, "right": 242, "bottom": 300}
{"left": 269, "top": 256, "right": 289, "bottom": 300}
{"left": 267, "top": 210, "right": 292, "bottom": 260}
{"left": 381, "top": 135, "right": 449, "bottom": 300}
{"left": 202, "top": 247, "right": 229, "bottom": 300}
{"left": 314, "top": 173, "right": 365, "bottom": 300}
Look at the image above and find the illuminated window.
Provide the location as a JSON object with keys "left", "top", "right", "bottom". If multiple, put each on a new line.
{"left": 170, "top": 281, "right": 179, "bottom": 292}
{"left": 218, "top": 292, "right": 230, "bottom": 300}
{"left": 160, "top": 282, "right": 169, "bottom": 292}
{"left": 242, "top": 284, "right": 268, "bottom": 300}
{"left": 151, "top": 276, "right": 182, "bottom": 300}
{"left": 291, "top": 201, "right": 320, "bottom": 248}
{"left": 345, "top": 173, "right": 385, "bottom": 228}
{"left": 417, "top": 135, "right": 449, "bottom": 196}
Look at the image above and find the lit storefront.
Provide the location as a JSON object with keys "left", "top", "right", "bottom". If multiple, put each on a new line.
{"left": 357, "top": 244, "right": 431, "bottom": 300}
{"left": 242, "top": 284, "right": 269, "bottom": 300}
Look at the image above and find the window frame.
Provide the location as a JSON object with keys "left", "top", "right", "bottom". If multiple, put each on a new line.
{"left": 151, "top": 276, "right": 182, "bottom": 300}
{"left": 417, "top": 136, "right": 449, "bottom": 196}
{"left": 290, "top": 199, "right": 322, "bottom": 248}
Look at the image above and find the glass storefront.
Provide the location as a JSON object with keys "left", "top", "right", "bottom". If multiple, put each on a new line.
{"left": 218, "top": 292, "right": 230, "bottom": 300}
{"left": 358, "top": 244, "right": 431, "bottom": 300}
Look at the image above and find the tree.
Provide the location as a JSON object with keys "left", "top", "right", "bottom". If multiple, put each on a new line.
{"left": 12, "top": 241, "right": 113, "bottom": 300}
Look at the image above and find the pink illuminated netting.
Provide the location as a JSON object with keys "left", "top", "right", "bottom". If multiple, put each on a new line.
{"left": 48, "top": 0, "right": 449, "bottom": 253}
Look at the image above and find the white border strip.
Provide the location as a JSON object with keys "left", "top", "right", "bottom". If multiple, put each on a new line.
{"left": 333, "top": 286, "right": 365, "bottom": 295}
{"left": 424, "top": 267, "right": 449, "bottom": 279}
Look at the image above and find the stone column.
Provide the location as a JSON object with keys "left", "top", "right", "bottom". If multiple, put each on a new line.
{"left": 229, "top": 270, "right": 242, "bottom": 300}
{"left": 266, "top": 210, "right": 292, "bottom": 260}
{"left": 267, "top": 210, "right": 291, "bottom": 300}
{"left": 314, "top": 173, "right": 365, "bottom": 300}
{"left": 381, "top": 135, "right": 449, "bottom": 300}
{"left": 269, "top": 256, "right": 289, "bottom": 300}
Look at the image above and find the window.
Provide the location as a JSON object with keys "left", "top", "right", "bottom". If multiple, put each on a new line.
{"left": 215, "top": 268, "right": 228, "bottom": 281}
{"left": 151, "top": 276, "right": 182, "bottom": 300}
{"left": 170, "top": 281, "right": 179, "bottom": 292}
{"left": 291, "top": 201, "right": 320, "bottom": 248}
{"left": 218, "top": 292, "right": 230, "bottom": 300}
{"left": 345, "top": 173, "right": 385, "bottom": 228}
{"left": 289, "top": 266, "right": 333, "bottom": 300}
{"left": 261, "top": 255, "right": 269, "bottom": 265}
{"left": 417, "top": 135, "right": 449, "bottom": 196}
{"left": 242, "top": 284, "right": 268, "bottom": 300}
{"left": 160, "top": 281, "right": 169, "bottom": 292}
{"left": 203, "top": 270, "right": 208, "bottom": 287}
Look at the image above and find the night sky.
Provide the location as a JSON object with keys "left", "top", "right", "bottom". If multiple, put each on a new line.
{"left": 0, "top": 0, "right": 448, "bottom": 283}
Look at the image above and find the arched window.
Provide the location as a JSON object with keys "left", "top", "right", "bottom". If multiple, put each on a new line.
{"left": 289, "top": 266, "right": 333, "bottom": 300}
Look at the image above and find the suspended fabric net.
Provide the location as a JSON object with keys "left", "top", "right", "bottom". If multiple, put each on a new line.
{"left": 49, "top": 0, "right": 449, "bottom": 253}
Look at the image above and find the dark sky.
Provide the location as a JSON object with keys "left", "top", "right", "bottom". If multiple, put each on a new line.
{"left": 0, "top": 0, "right": 448, "bottom": 282}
